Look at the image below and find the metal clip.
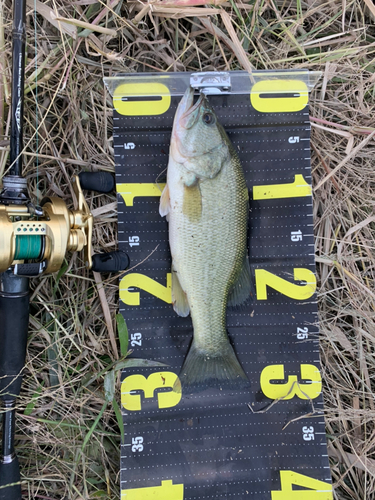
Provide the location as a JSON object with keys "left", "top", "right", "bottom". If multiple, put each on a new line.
{"left": 190, "top": 72, "right": 231, "bottom": 95}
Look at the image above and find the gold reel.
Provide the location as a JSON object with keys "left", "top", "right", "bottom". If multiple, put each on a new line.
{"left": 0, "top": 176, "right": 93, "bottom": 275}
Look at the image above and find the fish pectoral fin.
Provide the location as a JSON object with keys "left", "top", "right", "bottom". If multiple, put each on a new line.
{"left": 182, "top": 182, "right": 202, "bottom": 222}
{"left": 172, "top": 266, "right": 190, "bottom": 317}
{"left": 228, "top": 255, "right": 254, "bottom": 307}
{"left": 159, "top": 183, "right": 170, "bottom": 217}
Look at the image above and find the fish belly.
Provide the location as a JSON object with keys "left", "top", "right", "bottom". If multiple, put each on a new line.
{"left": 168, "top": 155, "right": 248, "bottom": 356}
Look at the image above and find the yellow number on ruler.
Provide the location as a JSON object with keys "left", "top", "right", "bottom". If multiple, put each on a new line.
{"left": 251, "top": 80, "right": 308, "bottom": 113}
{"left": 121, "top": 372, "right": 182, "bottom": 411}
{"left": 260, "top": 364, "right": 322, "bottom": 400}
{"left": 255, "top": 268, "right": 316, "bottom": 301}
{"left": 271, "top": 471, "right": 333, "bottom": 499}
{"left": 122, "top": 480, "right": 184, "bottom": 500}
{"left": 253, "top": 175, "right": 311, "bottom": 200}
{"left": 120, "top": 273, "right": 172, "bottom": 306}
{"left": 113, "top": 83, "right": 171, "bottom": 116}
{"left": 117, "top": 183, "right": 165, "bottom": 206}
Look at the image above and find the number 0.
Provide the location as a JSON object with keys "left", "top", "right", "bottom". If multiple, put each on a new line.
{"left": 113, "top": 83, "right": 171, "bottom": 116}
{"left": 251, "top": 80, "right": 308, "bottom": 113}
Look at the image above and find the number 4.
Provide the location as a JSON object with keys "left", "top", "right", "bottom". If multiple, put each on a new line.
{"left": 121, "top": 480, "right": 183, "bottom": 499}
{"left": 271, "top": 471, "right": 333, "bottom": 499}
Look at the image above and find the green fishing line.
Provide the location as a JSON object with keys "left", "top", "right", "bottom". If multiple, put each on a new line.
{"left": 14, "top": 235, "right": 43, "bottom": 260}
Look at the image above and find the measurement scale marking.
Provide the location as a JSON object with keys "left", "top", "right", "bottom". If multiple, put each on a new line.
{"left": 115, "top": 79, "right": 330, "bottom": 500}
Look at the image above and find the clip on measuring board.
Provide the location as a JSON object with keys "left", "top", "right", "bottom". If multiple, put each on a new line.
{"left": 105, "top": 70, "right": 334, "bottom": 500}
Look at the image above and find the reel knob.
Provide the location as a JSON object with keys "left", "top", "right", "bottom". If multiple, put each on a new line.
{"left": 78, "top": 171, "right": 114, "bottom": 193}
{"left": 91, "top": 251, "right": 129, "bottom": 273}
{"left": 78, "top": 172, "right": 129, "bottom": 274}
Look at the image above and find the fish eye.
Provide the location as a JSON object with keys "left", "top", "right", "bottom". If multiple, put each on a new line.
{"left": 202, "top": 112, "right": 214, "bottom": 125}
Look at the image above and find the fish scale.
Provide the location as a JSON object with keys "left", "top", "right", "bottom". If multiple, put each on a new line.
{"left": 169, "top": 152, "right": 247, "bottom": 352}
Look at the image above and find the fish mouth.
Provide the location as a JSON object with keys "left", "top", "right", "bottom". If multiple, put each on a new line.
{"left": 180, "top": 92, "right": 206, "bottom": 126}
{"left": 170, "top": 88, "right": 207, "bottom": 162}
{"left": 174, "top": 88, "right": 206, "bottom": 130}
{"left": 173, "top": 87, "right": 194, "bottom": 128}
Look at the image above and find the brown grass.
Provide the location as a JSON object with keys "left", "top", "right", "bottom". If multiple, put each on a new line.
{"left": 0, "top": 0, "right": 374, "bottom": 498}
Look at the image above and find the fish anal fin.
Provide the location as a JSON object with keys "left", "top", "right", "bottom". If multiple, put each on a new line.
{"left": 172, "top": 266, "right": 190, "bottom": 317}
{"left": 159, "top": 184, "right": 170, "bottom": 217}
{"left": 182, "top": 182, "right": 202, "bottom": 222}
{"left": 228, "top": 256, "right": 254, "bottom": 308}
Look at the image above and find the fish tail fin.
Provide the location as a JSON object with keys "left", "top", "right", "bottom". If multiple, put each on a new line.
{"left": 178, "top": 341, "right": 249, "bottom": 392}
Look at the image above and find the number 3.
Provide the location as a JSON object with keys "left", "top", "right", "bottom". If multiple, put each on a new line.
{"left": 121, "top": 371, "right": 181, "bottom": 411}
{"left": 260, "top": 364, "right": 322, "bottom": 400}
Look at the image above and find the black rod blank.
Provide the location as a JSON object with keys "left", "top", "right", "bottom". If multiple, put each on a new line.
{"left": 9, "top": 0, "right": 26, "bottom": 177}
{"left": 0, "top": 1, "right": 29, "bottom": 498}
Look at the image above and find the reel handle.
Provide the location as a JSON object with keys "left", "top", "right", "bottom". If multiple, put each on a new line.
{"left": 77, "top": 172, "right": 129, "bottom": 273}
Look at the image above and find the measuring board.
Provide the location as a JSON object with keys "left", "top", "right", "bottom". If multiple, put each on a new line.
{"left": 105, "top": 71, "right": 333, "bottom": 500}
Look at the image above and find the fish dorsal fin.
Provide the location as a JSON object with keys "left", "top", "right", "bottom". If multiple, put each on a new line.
{"left": 159, "top": 183, "right": 170, "bottom": 217}
{"left": 228, "top": 255, "right": 254, "bottom": 307}
{"left": 172, "top": 265, "right": 190, "bottom": 317}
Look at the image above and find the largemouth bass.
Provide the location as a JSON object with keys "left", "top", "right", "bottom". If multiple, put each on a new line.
{"left": 160, "top": 88, "right": 252, "bottom": 390}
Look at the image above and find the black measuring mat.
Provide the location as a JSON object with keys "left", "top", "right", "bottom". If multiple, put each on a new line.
{"left": 112, "top": 73, "right": 333, "bottom": 500}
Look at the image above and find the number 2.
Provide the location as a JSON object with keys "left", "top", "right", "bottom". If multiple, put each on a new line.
{"left": 120, "top": 273, "right": 172, "bottom": 306}
{"left": 255, "top": 268, "right": 316, "bottom": 301}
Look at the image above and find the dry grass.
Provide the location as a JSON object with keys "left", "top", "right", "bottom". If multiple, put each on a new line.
{"left": 0, "top": 0, "right": 374, "bottom": 498}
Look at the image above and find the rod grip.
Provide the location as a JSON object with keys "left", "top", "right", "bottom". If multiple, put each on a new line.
{"left": 0, "top": 457, "right": 21, "bottom": 500}
{"left": 78, "top": 172, "right": 114, "bottom": 193}
{"left": 0, "top": 292, "right": 29, "bottom": 400}
{"left": 91, "top": 251, "right": 129, "bottom": 273}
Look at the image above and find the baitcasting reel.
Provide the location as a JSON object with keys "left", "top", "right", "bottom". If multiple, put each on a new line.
{"left": 0, "top": 171, "right": 129, "bottom": 276}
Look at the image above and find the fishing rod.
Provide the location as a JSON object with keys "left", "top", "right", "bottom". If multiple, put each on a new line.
{"left": 0, "top": 1, "right": 129, "bottom": 498}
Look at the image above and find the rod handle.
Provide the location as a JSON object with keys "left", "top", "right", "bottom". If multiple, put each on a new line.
{"left": 0, "top": 456, "right": 21, "bottom": 500}
{"left": 78, "top": 172, "right": 114, "bottom": 193}
{"left": 91, "top": 251, "right": 129, "bottom": 273}
{"left": 0, "top": 292, "right": 29, "bottom": 398}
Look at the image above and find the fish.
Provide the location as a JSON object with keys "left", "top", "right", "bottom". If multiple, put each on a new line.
{"left": 159, "top": 87, "right": 252, "bottom": 391}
